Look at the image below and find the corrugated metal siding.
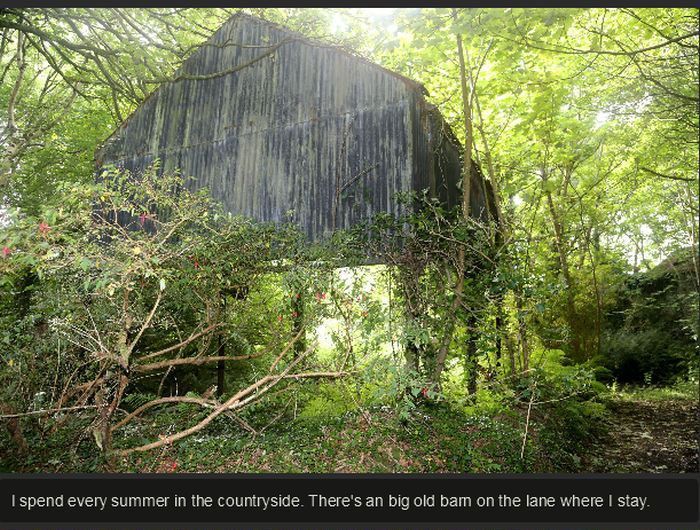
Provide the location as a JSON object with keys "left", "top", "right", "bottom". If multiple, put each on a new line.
{"left": 97, "top": 14, "right": 481, "bottom": 241}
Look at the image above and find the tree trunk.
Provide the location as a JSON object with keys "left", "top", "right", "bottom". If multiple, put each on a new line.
{"left": 432, "top": 11, "right": 474, "bottom": 387}
{"left": 543, "top": 172, "right": 582, "bottom": 361}
{"left": 216, "top": 357, "right": 225, "bottom": 398}
{"left": 0, "top": 404, "right": 28, "bottom": 455}
{"left": 466, "top": 315, "right": 478, "bottom": 395}
{"left": 216, "top": 295, "right": 227, "bottom": 397}
{"left": 516, "top": 293, "right": 530, "bottom": 372}
{"left": 505, "top": 331, "right": 516, "bottom": 377}
{"left": 400, "top": 258, "right": 425, "bottom": 374}
{"left": 97, "top": 371, "right": 129, "bottom": 459}
{"left": 291, "top": 289, "right": 305, "bottom": 358}
{"left": 495, "top": 306, "right": 503, "bottom": 369}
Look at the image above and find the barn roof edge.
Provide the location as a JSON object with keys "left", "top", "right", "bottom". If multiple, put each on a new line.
{"left": 95, "top": 11, "right": 433, "bottom": 162}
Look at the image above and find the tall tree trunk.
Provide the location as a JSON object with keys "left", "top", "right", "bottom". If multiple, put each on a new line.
{"left": 400, "top": 257, "right": 425, "bottom": 374}
{"left": 456, "top": 25, "right": 473, "bottom": 217}
{"left": 472, "top": 85, "right": 503, "bottom": 231}
{"left": 466, "top": 314, "right": 478, "bottom": 395}
{"left": 586, "top": 224, "right": 602, "bottom": 358}
{"left": 543, "top": 171, "right": 582, "bottom": 361}
{"left": 472, "top": 84, "right": 508, "bottom": 374}
{"left": 505, "top": 331, "right": 516, "bottom": 377}
{"left": 516, "top": 293, "right": 530, "bottom": 372}
{"left": 682, "top": 182, "right": 700, "bottom": 296}
{"left": 495, "top": 308, "right": 503, "bottom": 369}
{"left": 432, "top": 10, "right": 473, "bottom": 386}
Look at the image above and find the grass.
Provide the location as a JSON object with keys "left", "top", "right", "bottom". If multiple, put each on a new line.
{"left": 604, "top": 379, "right": 699, "bottom": 402}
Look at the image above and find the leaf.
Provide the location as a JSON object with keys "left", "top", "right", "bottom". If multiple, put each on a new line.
{"left": 92, "top": 428, "right": 103, "bottom": 450}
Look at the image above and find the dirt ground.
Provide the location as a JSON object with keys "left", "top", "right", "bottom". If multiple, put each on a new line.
{"left": 585, "top": 398, "right": 699, "bottom": 473}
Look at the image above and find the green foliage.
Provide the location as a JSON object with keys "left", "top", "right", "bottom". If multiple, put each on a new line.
{"left": 0, "top": 165, "right": 349, "bottom": 455}
{"left": 601, "top": 252, "right": 698, "bottom": 384}
{"left": 607, "top": 380, "right": 699, "bottom": 402}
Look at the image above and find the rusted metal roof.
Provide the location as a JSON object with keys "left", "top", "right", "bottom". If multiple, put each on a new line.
{"left": 96, "top": 13, "right": 490, "bottom": 241}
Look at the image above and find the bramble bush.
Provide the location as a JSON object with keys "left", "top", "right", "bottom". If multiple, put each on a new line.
{"left": 0, "top": 166, "right": 350, "bottom": 460}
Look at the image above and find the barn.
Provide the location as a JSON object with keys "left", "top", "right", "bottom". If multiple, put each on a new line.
{"left": 95, "top": 13, "right": 493, "bottom": 241}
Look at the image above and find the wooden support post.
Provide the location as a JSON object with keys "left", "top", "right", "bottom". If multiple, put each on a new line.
{"left": 291, "top": 288, "right": 306, "bottom": 358}
{"left": 216, "top": 294, "right": 227, "bottom": 398}
{"left": 216, "top": 356, "right": 225, "bottom": 398}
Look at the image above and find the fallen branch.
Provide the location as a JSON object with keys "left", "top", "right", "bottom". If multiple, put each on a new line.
{"left": 120, "top": 347, "right": 346, "bottom": 455}
{"left": 0, "top": 404, "right": 99, "bottom": 419}
{"left": 138, "top": 323, "right": 222, "bottom": 361}
{"left": 133, "top": 328, "right": 304, "bottom": 373}
{"left": 112, "top": 396, "right": 216, "bottom": 431}
{"left": 520, "top": 381, "right": 537, "bottom": 460}
{"left": 132, "top": 351, "right": 267, "bottom": 373}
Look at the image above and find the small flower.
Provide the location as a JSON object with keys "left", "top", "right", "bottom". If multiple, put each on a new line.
{"left": 138, "top": 212, "right": 149, "bottom": 226}
{"left": 2, "top": 246, "right": 11, "bottom": 258}
{"left": 277, "top": 315, "right": 283, "bottom": 321}
{"left": 421, "top": 387, "right": 429, "bottom": 398}
{"left": 38, "top": 222, "right": 50, "bottom": 235}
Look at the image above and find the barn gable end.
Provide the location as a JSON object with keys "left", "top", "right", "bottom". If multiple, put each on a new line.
{"left": 96, "top": 13, "right": 490, "bottom": 241}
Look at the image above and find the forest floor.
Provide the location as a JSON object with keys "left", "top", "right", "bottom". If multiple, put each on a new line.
{"left": 2, "top": 384, "right": 697, "bottom": 473}
{"left": 584, "top": 388, "right": 699, "bottom": 473}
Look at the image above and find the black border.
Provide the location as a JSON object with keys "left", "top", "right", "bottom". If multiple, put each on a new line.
{"left": 1, "top": 473, "right": 698, "bottom": 529}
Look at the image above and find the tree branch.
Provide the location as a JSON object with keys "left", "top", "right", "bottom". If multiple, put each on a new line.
{"left": 640, "top": 166, "right": 695, "bottom": 182}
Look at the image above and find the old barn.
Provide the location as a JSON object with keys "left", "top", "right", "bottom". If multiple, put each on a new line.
{"left": 96, "top": 13, "right": 493, "bottom": 240}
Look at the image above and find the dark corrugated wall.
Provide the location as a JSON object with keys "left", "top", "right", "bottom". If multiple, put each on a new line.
{"left": 96, "top": 14, "right": 489, "bottom": 241}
